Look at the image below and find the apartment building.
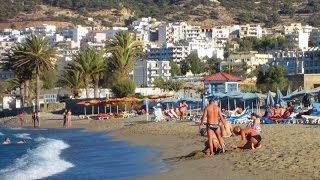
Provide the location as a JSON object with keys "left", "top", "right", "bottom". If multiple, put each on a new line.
{"left": 158, "top": 22, "right": 201, "bottom": 45}
{"left": 272, "top": 48, "right": 320, "bottom": 75}
{"left": 147, "top": 43, "right": 190, "bottom": 62}
{"left": 226, "top": 51, "right": 273, "bottom": 73}
{"left": 239, "top": 24, "right": 263, "bottom": 38}
{"left": 132, "top": 60, "right": 171, "bottom": 87}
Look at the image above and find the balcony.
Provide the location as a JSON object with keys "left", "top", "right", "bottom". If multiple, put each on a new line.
{"left": 163, "top": 66, "right": 171, "bottom": 70}
{"left": 148, "top": 66, "right": 158, "bottom": 70}
{"left": 150, "top": 73, "right": 160, "bottom": 77}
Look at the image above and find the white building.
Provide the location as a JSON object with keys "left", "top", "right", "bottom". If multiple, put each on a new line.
{"left": 239, "top": 24, "right": 263, "bottom": 38}
{"left": 272, "top": 48, "right": 320, "bottom": 75}
{"left": 132, "top": 60, "right": 171, "bottom": 87}
{"left": 226, "top": 51, "right": 273, "bottom": 73}
{"left": 72, "top": 25, "right": 90, "bottom": 42}
{"left": 158, "top": 22, "right": 201, "bottom": 45}
{"left": 105, "top": 27, "right": 128, "bottom": 40}
{"left": 188, "top": 38, "right": 224, "bottom": 59}
{"left": 147, "top": 43, "right": 190, "bottom": 62}
{"left": 284, "top": 23, "right": 315, "bottom": 50}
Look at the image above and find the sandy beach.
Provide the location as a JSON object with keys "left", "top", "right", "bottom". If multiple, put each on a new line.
{"left": 2, "top": 114, "right": 320, "bottom": 180}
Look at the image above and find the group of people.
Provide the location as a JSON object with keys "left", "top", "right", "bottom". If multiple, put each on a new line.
{"left": 18, "top": 111, "right": 41, "bottom": 128}
{"left": 62, "top": 109, "right": 72, "bottom": 128}
{"left": 163, "top": 100, "right": 188, "bottom": 120}
{"left": 2, "top": 137, "right": 26, "bottom": 144}
{"left": 199, "top": 99, "right": 262, "bottom": 156}
{"left": 264, "top": 104, "right": 294, "bottom": 119}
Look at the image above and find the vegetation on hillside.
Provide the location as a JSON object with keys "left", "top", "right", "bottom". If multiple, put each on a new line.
{"left": 1, "top": 0, "right": 320, "bottom": 27}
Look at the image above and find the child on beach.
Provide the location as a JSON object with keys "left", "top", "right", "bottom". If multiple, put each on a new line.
{"left": 232, "top": 126, "right": 262, "bottom": 150}
{"left": 18, "top": 112, "right": 25, "bottom": 127}
{"left": 247, "top": 113, "right": 261, "bottom": 133}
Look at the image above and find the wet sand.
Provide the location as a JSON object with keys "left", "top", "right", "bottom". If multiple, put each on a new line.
{"left": 3, "top": 114, "right": 320, "bottom": 180}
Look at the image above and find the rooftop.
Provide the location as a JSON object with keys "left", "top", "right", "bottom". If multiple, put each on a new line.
{"left": 202, "top": 72, "right": 243, "bottom": 81}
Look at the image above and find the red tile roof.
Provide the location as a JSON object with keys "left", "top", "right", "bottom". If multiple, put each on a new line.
{"left": 202, "top": 72, "right": 243, "bottom": 81}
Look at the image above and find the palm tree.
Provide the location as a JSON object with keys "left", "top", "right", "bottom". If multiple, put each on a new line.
{"left": 90, "top": 51, "right": 105, "bottom": 98}
{"left": 60, "top": 69, "right": 83, "bottom": 98}
{"left": 11, "top": 35, "right": 57, "bottom": 111}
{"left": 106, "top": 31, "right": 144, "bottom": 80}
{"left": 71, "top": 48, "right": 103, "bottom": 98}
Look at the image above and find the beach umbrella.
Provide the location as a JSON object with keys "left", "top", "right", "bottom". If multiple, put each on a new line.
{"left": 286, "top": 84, "right": 292, "bottom": 96}
{"left": 266, "top": 91, "right": 275, "bottom": 107}
{"left": 275, "top": 88, "right": 286, "bottom": 107}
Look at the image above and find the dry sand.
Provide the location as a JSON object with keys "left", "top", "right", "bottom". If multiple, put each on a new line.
{"left": 3, "top": 114, "right": 320, "bottom": 180}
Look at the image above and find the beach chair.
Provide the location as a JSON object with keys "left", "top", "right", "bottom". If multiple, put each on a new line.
{"left": 152, "top": 107, "right": 165, "bottom": 122}
{"left": 300, "top": 103, "right": 320, "bottom": 124}
{"left": 225, "top": 107, "right": 250, "bottom": 124}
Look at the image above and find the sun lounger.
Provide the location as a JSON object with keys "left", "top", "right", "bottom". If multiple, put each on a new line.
{"left": 225, "top": 108, "right": 250, "bottom": 124}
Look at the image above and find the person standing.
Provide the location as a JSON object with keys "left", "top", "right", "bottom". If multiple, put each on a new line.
{"left": 32, "top": 112, "right": 36, "bottom": 128}
{"left": 62, "top": 109, "right": 67, "bottom": 128}
{"left": 179, "top": 100, "right": 188, "bottom": 120}
{"left": 199, "top": 99, "right": 227, "bottom": 156}
{"left": 18, "top": 112, "right": 25, "bottom": 127}
{"left": 36, "top": 111, "right": 41, "bottom": 128}
{"left": 67, "top": 109, "right": 72, "bottom": 128}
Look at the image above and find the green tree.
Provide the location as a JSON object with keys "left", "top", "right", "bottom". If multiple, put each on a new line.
{"left": 206, "top": 57, "right": 222, "bottom": 73}
{"left": 106, "top": 31, "right": 144, "bottom": 82}
{"left": 111, "top": 79, "right": 136, "bottom": 98}
{"left": 60, "top": 69, "right": 83, "bottom": 98}
{"left": 70, "top": 48, "right": 103, "bottom": 98}
{"left": 42, "top": 69, "right": 57, "bottom": 89}
{"left": 169, "top": 60, "right": 181, "bottom": 76}
{"left": 90, "top": 50, "right": 105, "bottom": 98}
{"left": 11, "top": 35, "right": 57, "bottom": 111}
{"left": 180, "top": 54, "right": 205, "bottom": 75}
{"left": 256, "top": 65, "right": 288, "bottom": 92}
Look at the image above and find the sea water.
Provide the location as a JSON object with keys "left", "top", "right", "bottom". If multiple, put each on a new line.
{"left": 0, "top": 125, "right": 165, "bottom": 180}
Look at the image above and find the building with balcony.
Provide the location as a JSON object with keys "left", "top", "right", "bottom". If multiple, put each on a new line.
{"left": 132, "top": 60, "right": 171, "bottom": 87}
{"left": 158, "top": 22, "right": 201, "bottom": 45}
{"left": 239, "top": 24, "right": 263, "bottom": 38}
{"left": 147, "top": 43, "right": 190, "bottom": 62}
{"left": 272, "top": 47, "right": 320, "bottom": 75}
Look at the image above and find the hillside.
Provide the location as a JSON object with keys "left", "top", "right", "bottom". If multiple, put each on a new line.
{"left": 0, "top": 0, "right": 320, "bottom": 28}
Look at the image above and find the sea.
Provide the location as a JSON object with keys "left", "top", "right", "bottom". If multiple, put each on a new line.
{"left": 0, "top": 125, "right": 166, "bottom": 180}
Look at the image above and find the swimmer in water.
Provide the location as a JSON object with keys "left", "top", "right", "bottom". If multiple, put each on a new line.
{"left": 3, "top": 137, "right": 11, "bottom": 144}
{"left": 17, "top": 139, "right": 26, "bottom": 144}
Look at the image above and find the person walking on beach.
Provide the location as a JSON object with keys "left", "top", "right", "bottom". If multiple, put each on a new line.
{"left": 67, "top": 109, "right": 72, "bottom": 128}
{"left": 32, "top": 112, "right": 36, "bottom": 128}
{"left": 62, "top": 109, "right": 67, "bottom": 128}
{"left": 36, "top": 111, "right": 41, "bottom": 128}
{"left": 199, "top": 99, "right": 227, "bottom": 156}
{"left": 18, "top": 111, "right": 25, "bottom": 127}
{"left": 179, "top": 100, "right": 188, "bottom": 120}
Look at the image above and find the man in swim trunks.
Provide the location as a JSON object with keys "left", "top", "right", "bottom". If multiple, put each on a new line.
{"left": 232, "top": 126, "right": 262, "bottom": 150}
{"left": 199, "top": 99, "right": 227, "bottom": 156}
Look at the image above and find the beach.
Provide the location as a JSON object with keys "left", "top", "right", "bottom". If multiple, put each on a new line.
{"left": 2, "top": 114, "right": 320, "bottom": 180}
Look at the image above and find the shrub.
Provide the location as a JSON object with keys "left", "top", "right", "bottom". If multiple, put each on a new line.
{"left": 111, "top": 79, "right": 136, "bottom": 98}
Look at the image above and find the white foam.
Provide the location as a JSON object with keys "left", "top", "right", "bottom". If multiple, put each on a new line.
{"left": 14, "top": 133, "right": 32, "bottom": 139}
{"left": 0, "top": 132, "right": 4, "bottom": 136}
{"left": 0, "top": 137, "right": 74, "bottom": 180}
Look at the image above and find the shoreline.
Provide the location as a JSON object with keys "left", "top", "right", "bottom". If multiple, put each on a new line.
{"left": 2, "top": 115, "right": 319, "bottom": 180}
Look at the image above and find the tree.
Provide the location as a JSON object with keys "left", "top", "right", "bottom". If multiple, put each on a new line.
{"left": 60, "top": 69, "right": 83, "bottom": 98}
{"left": 153, "top": 77, "right": 183, "bottom": 92}
{"left": 111, "top": 79, "right": 136, "bottom": 98}
{"left": 70, "top": 48, "right": 102, "bottom": 98}
{"left": 12, "top": 35, "right": 57, "bottom": 111}
{"left": 256, "top": 65, "right": 288, "bottom": 92}
{"left": 206, "top": 57, "right": 222, "bottom": 73}
{"left": 106, "top": 31, "right": 144, "bottom": 81}
{"left": 180, "top": 54, "right": 205, "bottom": 75}
{"left": 42, "top": 69, "right": 57, "bottom": 89}
{"left": 169, "top": 60, "right": 181, "bottom": 76}
{"left": 90, "top": 50, "right": 105, "bottom": 98}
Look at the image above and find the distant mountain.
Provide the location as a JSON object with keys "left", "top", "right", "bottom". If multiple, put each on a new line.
{"left": 0, "top": 0, "right": 320, "bottom": 28}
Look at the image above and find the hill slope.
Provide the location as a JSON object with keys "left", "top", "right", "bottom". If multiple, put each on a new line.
{"left": 0, "top": 0, "right": 320, "bottom": 28}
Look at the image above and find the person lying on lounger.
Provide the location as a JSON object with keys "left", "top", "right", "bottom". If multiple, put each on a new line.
{"left": 232, "top": 126, "right": 262, "bottom": 150}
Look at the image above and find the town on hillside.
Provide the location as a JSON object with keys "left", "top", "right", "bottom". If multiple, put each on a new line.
{"left": 0, "top": 17, "right": 320, "bottom": 112}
